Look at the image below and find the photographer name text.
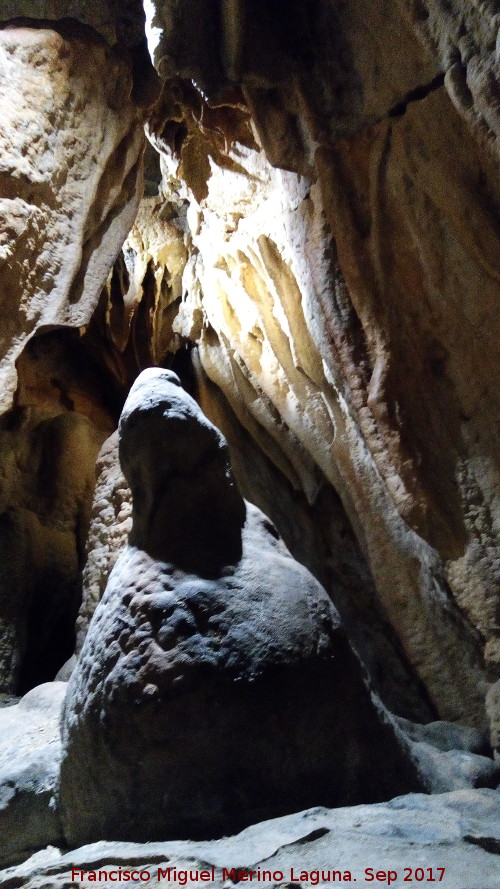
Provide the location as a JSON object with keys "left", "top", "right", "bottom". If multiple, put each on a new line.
{"left": 71, "top": 866, "right": 447, "bottom": 885}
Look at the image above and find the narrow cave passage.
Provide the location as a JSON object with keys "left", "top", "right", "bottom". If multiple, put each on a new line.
{"left": 0, "top": 0, "right": 493, "bottom": 726}
{"left": 0, "top": 0, "right": 499, "bottom": 875}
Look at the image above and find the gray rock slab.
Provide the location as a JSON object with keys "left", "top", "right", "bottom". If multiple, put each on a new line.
{"left": 395, "top": 716, "right": 490, "bottom": 755}
{"left": 1, "top": 789, "right": 499, "bottom": 889}
{"left": 0, "top": 682, "right": 65, "bottom": 866}
{"left": 412, "top": 741, "right": 500, "bottom": 792}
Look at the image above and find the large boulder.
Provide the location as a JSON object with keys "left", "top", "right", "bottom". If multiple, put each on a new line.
{"left": 58, "top": 368, "right": 422, "bottom": 846}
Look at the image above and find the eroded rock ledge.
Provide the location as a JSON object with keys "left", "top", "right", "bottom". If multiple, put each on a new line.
{"left": 1, "top": 789, "right": 500, "bottom": 889}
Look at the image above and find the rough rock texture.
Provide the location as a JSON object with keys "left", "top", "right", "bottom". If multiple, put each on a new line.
{"left": 96, "top": 0, "right": 500, "bottom": 741}
{"left": 0, "top": 408, "right": 104, "bottom": 693}
{"left": 394, "top": 716, "right": 490, "bottom": 756}
{"left": 0, "top": 4, "right": 159, "bottom": 696}
{"left": 2, "top": 789, "right": 500, "bottom": 889}
{"left": 487, "top": 680, "right": 500, "bottom": 760}
{"left": 14, "top": 329, "right": 119, "bottom": 434}
{"left": 0, "top": 682, "right": 65, "bottom": 867}
{"left": 410, "top": 742, "right": 500, "bottom": 794}
{"left": 122, "top": 126, "right": 489, "bottom": 728}
{"left": 58, "top": 369, "right": 424, "bottom": 846}
{"left": 76, "top": 431, "right": 132, "bottom": 655}
{"left": 0, "top": 675, "right": 495, "bottom": 870}
{"left": 0, "top": 23, "right": 147, "bottom": 414}
{"left": 0, "top": 0, "right": 497, "bottom": 740}
{"left": 75, "top": 184, "right": 189, "bottom": 399}
{"left": 0, "top": 1, "right": 499, "bottom": 866}
{"left": 0, "top": 1, "right": 145, "bottom": 49}
{"left": 394, "top": 715, "right": 500, "bottom": 792}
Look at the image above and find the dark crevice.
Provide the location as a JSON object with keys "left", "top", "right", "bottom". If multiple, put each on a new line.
{"left": 17, "top": 591, "right": 79, "bottom": 696}
{"left": 464, "top": 835, "right": 500, "bottom": 855}
{"left": 49, "top": 378, "right": 75, "bottom": 412}
{"left": 388, "top": 72, "right": 445, "bottom": 118}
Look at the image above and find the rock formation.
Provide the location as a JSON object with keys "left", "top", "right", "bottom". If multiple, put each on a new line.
{"left": 58, "top": 369, "right": 423, "bottom": 845}
{"left": 0, "top": 409, "right": 104, "bottom": 693}
{"left": 0, "top": 0, "right": 498, "bottom": 733}
{"left": 126, "top": 0, "right": 500, "bottom": 742}
{"left": 0, "top": 682, "right": 65, "bottom": 866}
{"left": 0, "top": 0, "right": 499, "bottom": 877}
{"left": 3, "top": 789, "right": 500, "bottom": 889}
{"left": 0, "top": 6, "right": 156, "bottom": 696}
{"left": 1, "top": 667, "right": 495, "bottom": 869}
{"left": 0, "top": 22, "right": 150, "bottom": 415}
{"left": 75, "top": 431, "right": 132, "bottom": 656}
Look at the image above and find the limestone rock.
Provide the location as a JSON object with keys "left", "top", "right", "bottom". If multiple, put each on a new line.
{"left": 76, "top": 431, "right": 132, "bottom": 655}
{"left": 395, "top": 716, "right": 490, "bottom": 756}
{"left": 118, "top": 368, "right": 246, "bottom": 574}
{"left": 486, "top": 681, "right": 500, "bottom": 760}
{"left": 412, "top": 742, "right": 500, "bottom": 794}
{"left": 80, "top": 191, "right": 189, "bottom": 391}
{"left": 0, "top": 0, "right": 496, "bottom": 746}
{"left": 3, "top": 789, "right": 500, "bottom": 889}
{"left": 58, "top": 369, "right": 422, "bottom": 846}
{"left": 147, "top": 127, "right": 489, "bottom": 728}
{"left": 54, "top": 655, "right": 76, "bottom": 683}
{"left": 0, "top": 682, "right": 65, "bottom": 867}
{"left": 0, "top": 410, "right": 104, "bottom": 693}
{"left": 152, "top": 0, "right": 439, "bottom": 146}
{"left": 14, "top": 328, "right": 118, "bottom": 435}
{"left": 0, "top": 5, "right": 498, "bottom": 863}
{"left": 0, "top": 25, "right": 146, "bottom": 414}
{"left": 138, "top": 0, "right": 500, "bottom": 736}
{"left": 0, "top": 1, "right": 140, "bottom": 48}
{"left": 395, "top": 714, "right": 500, "bottom": 793}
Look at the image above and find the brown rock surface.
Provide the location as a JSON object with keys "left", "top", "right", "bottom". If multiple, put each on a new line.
{"left": 0, "top": 24, "right": 146, "bottom": 413}
{"left": 132, "top": 123, "right": 488, "bottom": 726}
{"left": 124, "top": 0, "right": 500, "bottom": 735}
{"left": 68, "top": 0, "right": 500, "bottom": 735}
{"left": 76, "top": 431, "right": 132, "bottom": 655}
{"left": 0, "top": 0, "right": 499, "bottom": 810}
{"left": 0, "top": 408, "right": 104, "bottom": 693}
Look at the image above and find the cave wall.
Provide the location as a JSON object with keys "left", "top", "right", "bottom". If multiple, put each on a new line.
{"left": 0, "top": 20, "right": 150, "bottom": 412}
{"left": 115, "top": 0, "right": 498, "bottom": 731}
{"left": 0, "top": 2, "right": 154, "bottom": 692}
{"left": 0, "top": 1, "right": 499, "bottom": 739}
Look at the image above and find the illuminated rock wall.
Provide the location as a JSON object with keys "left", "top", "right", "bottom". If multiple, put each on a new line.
{"left": 127, "top": 0, "right": 499, "bottom": 730}
{"left": 0, "top": 0, "right": 499, "bottom": 742}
